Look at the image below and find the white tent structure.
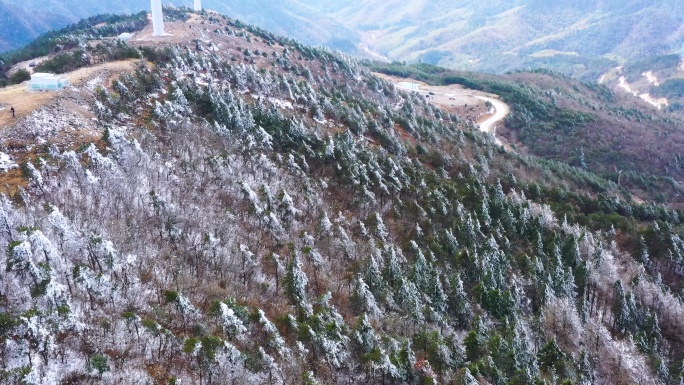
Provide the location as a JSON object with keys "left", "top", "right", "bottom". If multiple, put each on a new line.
{"left": 194, "top": 0, "right": 201, "bottom": 11}
{"left": 117, "top": 32, "right": 135, "bottom": 41}
{"left": 27, "top": 73, "right": 70, "bottom": 91}
{"left": 151, "top": 0, "right": 165, "bottom": 36}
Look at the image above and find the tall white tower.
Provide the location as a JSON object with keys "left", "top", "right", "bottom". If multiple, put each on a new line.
{"left": 151, "top": 0, "right": 165, "bottom": 36}
{"left": 194, "top": 0, "right": 202, "bottom": 11}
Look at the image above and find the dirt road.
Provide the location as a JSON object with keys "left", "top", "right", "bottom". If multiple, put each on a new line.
{"left": 474, "top": 95, "right": 509, "bottom": 146}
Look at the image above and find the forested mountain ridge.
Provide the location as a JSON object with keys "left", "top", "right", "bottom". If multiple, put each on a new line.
{"left": 370, "top": 62, "right": 684, "bottom": 209}
{"left": 1, "top": 9, "right": 684, "bottom": 384}
{"left": 2, "top": 0, "right": 682, "bottom": 81}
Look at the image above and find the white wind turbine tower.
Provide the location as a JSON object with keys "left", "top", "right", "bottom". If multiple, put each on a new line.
{"left": 194, "top": 0, "right": 202, "bottom": 11}
{"left": 150, "top": 0, "right": 165, "bottom": 36}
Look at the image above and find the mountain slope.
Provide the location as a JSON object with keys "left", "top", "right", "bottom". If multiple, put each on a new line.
{"left": 1, "top": 10, "right": 684, "bottom": 385}
{"left": 370, "top": 61, "right": 684, "bottom": 208}
{"left": 0, "top": 2, "right": 66, "bottom": 52}
{"left": 0, "top": 0, "right": 360, "bottom": 54}
{"left": 304, "top": 0, "right": 684, "bottom": 78}
{"left": 598, "top": 54, "right": 684, "bottom": 117}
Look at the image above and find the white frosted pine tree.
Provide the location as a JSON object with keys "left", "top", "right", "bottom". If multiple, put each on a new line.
{"left": 352, "top": 277, "right": 382, "bottom": 316}
{"left": 430, "top": 273, "right": 447, "bottom": 315}
{"left": 612, "top": 280, "right": 631, "bottom": 334}
{"left": 285, "top": 254, "right": 309, "bottom": 311}
{"left": 411, "top": 243, "right": 431, "bottom": 292}
{"left": 449, "top": 274, "right": 473, "bottom": 328}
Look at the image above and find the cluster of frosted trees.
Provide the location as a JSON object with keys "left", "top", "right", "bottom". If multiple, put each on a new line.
{"left": 1, "top": 14, "right": 684, "bottom": 385}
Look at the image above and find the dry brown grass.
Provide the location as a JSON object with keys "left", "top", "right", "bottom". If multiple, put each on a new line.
{"left": 0, "top": 84, "right": 56, "bottom": 129}
{"left": 373, "top": 72, "right": 494, "bottom": 119}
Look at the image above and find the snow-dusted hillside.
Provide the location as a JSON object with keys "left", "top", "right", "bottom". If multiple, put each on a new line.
{"left": 1, "top": 9, "right": 684, "bottom": 385}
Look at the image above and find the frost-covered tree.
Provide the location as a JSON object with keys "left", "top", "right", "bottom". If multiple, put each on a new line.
{"left": 285, "top": 254, "right": 309, "bottom": 311}
{"left": 612, "top": 281, "right": 631, "bottom": 335}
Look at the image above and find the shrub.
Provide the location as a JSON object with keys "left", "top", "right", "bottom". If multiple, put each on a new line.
{"left": 9, "top": 69, "right": 31, "bottom": 85}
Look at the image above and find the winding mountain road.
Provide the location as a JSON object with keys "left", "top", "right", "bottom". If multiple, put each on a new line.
{"left": 474, "top": 95, "right": 509, "bottom": 146}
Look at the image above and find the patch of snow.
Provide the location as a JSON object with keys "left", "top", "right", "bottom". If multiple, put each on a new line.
{"left": 84, "top": 169, "right": 99, "bottom": 184}
{"left": 642, "top": 71, "right": 659, "bottom": 86}
{"left": 8, "top": 102, "right": 97, "bottom": 142}
{"left": 618, "top": 76, "right": 638, "bottom": 96}
{"left": 639, "top": 93, "right": 669, "bottom": 109}
{"left": 86, "top": 75, "right": 104, "bottom": 91}
{"left": 118, "top": 32, "right": 135, "bottom": 41}
{"left": 0, "top": 152, "right": 18, "bottom": 172}
{"left": 397, "top": 82, "right": 421, "bottom": 91}
{"left": 257, "top": 96, "right": 293, "bottom": 110}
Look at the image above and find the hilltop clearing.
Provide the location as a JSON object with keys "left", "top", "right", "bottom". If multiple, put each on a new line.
{"left": 375, "top": 73, "right": 510, "bottom": 146}
{"left": 0, "top": 60, "right": 138, "bottom": 196}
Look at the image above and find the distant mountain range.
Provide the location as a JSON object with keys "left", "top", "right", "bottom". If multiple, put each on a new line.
{"left": 1, "top": 0, "right": 683, "bottom": 79}
{"left": 300, "top": 0, "right": 684, "bottom": 79}
{"left": 0, "top": 2, "right": 66, "bottom": 52}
